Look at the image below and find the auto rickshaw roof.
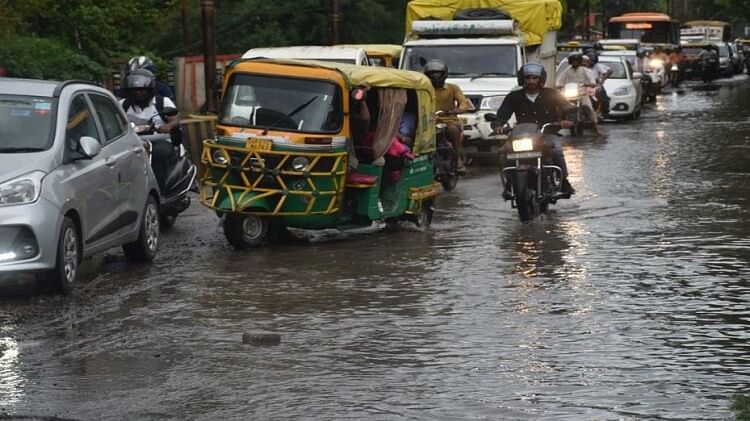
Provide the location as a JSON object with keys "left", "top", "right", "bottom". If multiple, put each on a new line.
{"left": 335, "top": 44, "right": 403, "bottom": 57}
{"left": 227, "top": 58, "right": 435, "bottom": 95}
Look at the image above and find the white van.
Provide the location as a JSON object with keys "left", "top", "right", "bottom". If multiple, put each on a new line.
{"left": 241, "top": 46, "right": 371, "bottom": 66}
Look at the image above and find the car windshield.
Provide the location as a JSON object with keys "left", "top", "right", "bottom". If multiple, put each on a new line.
{"left": 683, "top": 48, "right": 704, "bottom": 56}
{"left": 402, "top": 45, "right": 517, "bottom": 77}
{"left": 219, "top": 74, "right": 342, "bottom": 133}
{"left": 604, "top": 62, "right": 627, "bottom": 78}
{"left": 0, "top": 95, "right": 56, "bottom": 152}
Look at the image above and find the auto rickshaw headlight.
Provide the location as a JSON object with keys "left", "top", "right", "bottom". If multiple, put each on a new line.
{"left": 212, "top": 150, "right": 228, "bottom": 165}
{"left": 511, "top": 138, "right": 534, "bottom": 152}
{"left": 292, "top": 156, "right": 310, "bottom": 171}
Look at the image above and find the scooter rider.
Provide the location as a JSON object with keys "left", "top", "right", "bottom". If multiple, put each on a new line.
{"left": 120, "top": 68, "right": 181, "bottom": 191}
{"left": 423, "top": 59, "right": 470, "bottom": 174}
{"left": 556, "top": 53, "right": 603, "bottom": 136}
{"left": 494, "top": 62, "right": 576, "bottom": 197}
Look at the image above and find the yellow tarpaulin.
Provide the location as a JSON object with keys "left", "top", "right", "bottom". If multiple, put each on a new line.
{"left": 406, "top": 0, "right": 562, "bottom": 46}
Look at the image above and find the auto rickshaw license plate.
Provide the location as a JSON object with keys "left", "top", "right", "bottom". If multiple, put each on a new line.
{"left": 245, "top": 138, "right": 272, "bottom": 151}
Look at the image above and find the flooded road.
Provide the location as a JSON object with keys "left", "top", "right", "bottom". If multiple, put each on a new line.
{"left": 2, "top": 80, "right": 750, "bottom": 419}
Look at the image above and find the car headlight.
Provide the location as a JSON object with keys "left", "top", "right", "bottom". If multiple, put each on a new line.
{"left": 613, "top": 86, "right": 631, "bottom": 96}
{"left": 0, "top": 171, "right": 45, "bottom": 207}
{"left": 511, "top": 138, "right": 534, "bottom": 152}
{"left": 479, "top": 95, "right": 504, "bottom": 111}
{"left": 291, "top": 156, "right": 310, "bottom": 171}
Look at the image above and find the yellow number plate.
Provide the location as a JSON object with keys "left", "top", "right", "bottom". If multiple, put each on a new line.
{"left": 245, "top": 138, "right": 272, "bottom": 151}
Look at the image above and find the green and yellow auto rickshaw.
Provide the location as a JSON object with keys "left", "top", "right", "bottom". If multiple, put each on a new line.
{"left": 199, "top": 59, "right": 440, "bottom": 249}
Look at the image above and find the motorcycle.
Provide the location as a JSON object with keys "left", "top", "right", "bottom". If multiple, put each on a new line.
{"left": 130, "top": 108, "right": 197, "bottom": 229}
{"left": 668, "top": 62, "right": 681, "bottom": 87}
{"left": 486, "top": 116, "right": 567, "bottom": 223}
{"left": 560, "top": 82, "right": 588, "bottom": 136}
{"left": 433, "top": 113, "right": 463, "bottom": 191}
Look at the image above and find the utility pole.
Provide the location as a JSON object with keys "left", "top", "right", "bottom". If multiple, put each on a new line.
{"left": 182, "top": 0, "right": 189, "bottom": 53}
{"left": 201, "top": 0, "right": 217, "bottom": 113}
{"left": 330, "top": 0, "right": 341, "bottom": 45}
{"left": 585, "top": 0, "right": 590, "bottom": 40}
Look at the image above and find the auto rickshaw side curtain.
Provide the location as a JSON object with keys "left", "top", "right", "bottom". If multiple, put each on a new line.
{"left": 372, "top": 88, "right": 408, "bottom": 161}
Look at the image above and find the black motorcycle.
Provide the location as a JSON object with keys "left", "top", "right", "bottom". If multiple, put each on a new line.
{"left": 130, "top": 109, "right": 197, "bottom": 229}
{"left": 486, "top": 117, "right": 567, "bottom": 223}
{"left": 433, "top": 122, "right": 461, "bottom": 191}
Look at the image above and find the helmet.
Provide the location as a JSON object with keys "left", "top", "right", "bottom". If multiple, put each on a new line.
{"left": 124, "top": 69, "right": 156, "bottom": 105}
{"left": 424, "top": 59, "right": 448, "bottom": 88}
{"left": 516, "top": 62, "right": 547, "bottom": 87}
{"left": 128, "top": 55, "right": 156, "bottom": 74}
{"left": 584, "top": 48, "right": 598, "bottom": 63}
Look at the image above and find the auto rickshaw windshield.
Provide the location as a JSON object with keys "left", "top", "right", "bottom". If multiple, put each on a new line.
{"left": 219, "top": 73, "right": 343, "bottom": 133}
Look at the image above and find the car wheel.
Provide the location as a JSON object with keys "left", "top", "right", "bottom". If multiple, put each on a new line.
{"left": 123, "top": 195, "right": 160, "bottom": 262}
{"left": 49, "top": 217, "right": 80, "bottom": 294}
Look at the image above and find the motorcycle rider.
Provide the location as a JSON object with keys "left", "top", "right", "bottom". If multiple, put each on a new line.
{"left": 556, "top": 53, "right": 602, "bottom": 136}
{"left": 126, "top": 55, "right": 175, "bottom": 100}
{"left": 423, "top": 59, "right": 470, "bottom": 174}
{"left": 668, "top": 47, "right": 686, "bottom": 86}
{"left": 120, "top": 68, "right": 181, "bottom": 191}
{"left": 699, "top": 45, "right": 719, "bottom": 81}
{"left": 494, "top": 62, "right": 576, "bottom": 197}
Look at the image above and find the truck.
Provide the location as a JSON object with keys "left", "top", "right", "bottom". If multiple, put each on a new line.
{"left": 400, "top": 0, "right": 562, "bottom": 157}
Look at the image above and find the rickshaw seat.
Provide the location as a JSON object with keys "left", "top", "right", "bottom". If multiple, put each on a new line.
{"left": 346, "top": 171, "right": 378, "bottom": 187}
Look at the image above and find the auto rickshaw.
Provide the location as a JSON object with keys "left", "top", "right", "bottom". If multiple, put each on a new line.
{"left": 337, "top": 44, "right": 403, "bottom": 67}
{"left": 199, "top": 58, "right": 441, "bottom": 249}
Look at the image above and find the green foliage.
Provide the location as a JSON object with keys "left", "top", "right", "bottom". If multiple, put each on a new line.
{"left": 732, "top": 394, "right": 750, "bottom": 421}
{"left": 0, "top": 36, "right": 106, "bottom": 81}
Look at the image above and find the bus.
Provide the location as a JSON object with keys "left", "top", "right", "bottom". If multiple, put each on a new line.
{"left": 607, "top": 12, "right": 680, "bottom": 48}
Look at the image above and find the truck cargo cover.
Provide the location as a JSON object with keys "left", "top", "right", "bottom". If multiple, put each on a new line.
{"left": 406, "top": 0, "right": 562, "bottom": 46}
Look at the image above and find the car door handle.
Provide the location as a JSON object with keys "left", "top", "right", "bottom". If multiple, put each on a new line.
{"left": 105, "top": 157, "right": 116, "bottom": 167}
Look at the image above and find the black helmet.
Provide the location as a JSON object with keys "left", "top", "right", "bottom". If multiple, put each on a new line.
{"left": 124, "top": 69, "right": 156, "bottom": 105}
{"left": 584, "top": 48, "right": 598, "bottom": 63}
{"left": 424, "top": 59, "right": 448, "bottom": 88}
{"left": 128, "top": 55, "right": 156, "bottom": 74}
{"left": 516, "top": 62, "right": 547, "bottom": 87}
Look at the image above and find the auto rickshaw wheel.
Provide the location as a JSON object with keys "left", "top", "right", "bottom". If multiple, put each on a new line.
{"left": 408, "top": 200, "right": 433, "bottom": 228}
{"left": 224, "top": 213, "right": 268, "bottom": 249}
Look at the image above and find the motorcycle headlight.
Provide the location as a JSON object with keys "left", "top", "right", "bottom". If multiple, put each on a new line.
{"left": 648, "top": 58, "right": 664, "bottom": 69}
{"left": 479, "top": 95, "right": 505, "bottom": 111}
{"left": 212, "top": 149, "right": 228, "bottom": 165}
{"left": 613, "top": 86, "right": 631, "bottom": 96}
{"left": 563, "top": 83, "right": 579, "bottom": 99}
{"left": 512, "top": 138, "right": 534, "bottom": 152}
{"left": 0, "top": 171, "right": 45, "bottom": 207}
{"left": 291, "top": 156, "right": 310, "bottom": 172}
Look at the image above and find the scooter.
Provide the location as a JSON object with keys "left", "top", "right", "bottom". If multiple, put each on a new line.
{"left": 668, "top": 62, "right": 681, "bottom": 87}
{"left": 561, "top": 82, "right": 588, "bottom": 136}
{"left": 130, "top": 109, "right": 197, "bottom": 229}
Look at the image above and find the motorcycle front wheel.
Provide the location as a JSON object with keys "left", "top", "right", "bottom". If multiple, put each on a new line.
{"left": 513, "top": 171, "right": 535, "bottom": 223}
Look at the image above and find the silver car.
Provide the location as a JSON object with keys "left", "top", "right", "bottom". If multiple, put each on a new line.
{"left": 0, "top": 78, "right": 161, "bottom": 293}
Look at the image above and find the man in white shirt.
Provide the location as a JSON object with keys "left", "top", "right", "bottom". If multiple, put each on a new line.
{"left": 583, "top": 52, "right": 613, "bottom": 118}
{"left": 556, "top": 53, "right": 602, "bottom": 136}
{"left": 121, "top": 69, "right": 181, "bottom": 190}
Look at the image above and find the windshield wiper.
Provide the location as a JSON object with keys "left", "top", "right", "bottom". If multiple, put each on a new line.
{"left": 470, "top": 72, "right": 514, "bottom": 81}
{"left": 261, "top": 96, "right": 318, "bottom": 135}
{"left": 0, "top": 147, "right": 46, "bottom": 153}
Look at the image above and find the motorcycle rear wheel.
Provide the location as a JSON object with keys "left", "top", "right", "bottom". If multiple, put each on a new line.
{"left": 441, "top": 173, "right": 459, "bottom": 191}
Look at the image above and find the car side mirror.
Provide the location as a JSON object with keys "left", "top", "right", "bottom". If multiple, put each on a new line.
{"left": 483, "top": 113, "right": 498, "bottom": 122}
{"left": 78, "top": 136, "right": 101, "bottom": 159}
{"left": 161, "top": 107, "right": 179, "bottom": 117}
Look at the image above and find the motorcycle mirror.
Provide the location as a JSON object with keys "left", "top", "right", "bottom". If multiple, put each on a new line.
{"left": 483, "top": 113, "right": 498, "bottom": 122}
{"left": 162, "top": 107, "right": 179, "bottom": 117}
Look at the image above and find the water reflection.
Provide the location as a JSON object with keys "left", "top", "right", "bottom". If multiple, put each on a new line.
{"left": 0, "top": 335, "right": 24, "bottom": 407}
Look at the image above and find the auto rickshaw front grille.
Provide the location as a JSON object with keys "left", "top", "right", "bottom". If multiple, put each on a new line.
{"left": 200, "top": 142, "right": 349, "bottom": 216}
